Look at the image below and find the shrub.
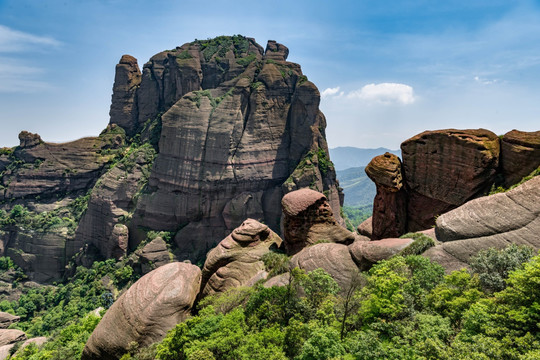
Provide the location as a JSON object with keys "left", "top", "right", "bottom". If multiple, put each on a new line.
{"left": 398, "top": 232, "right": 435, "bottom": 256}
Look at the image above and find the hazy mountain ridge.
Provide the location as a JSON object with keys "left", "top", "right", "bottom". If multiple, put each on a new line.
{"left": 329, "top": 147, "right": 401, "bottom": 170}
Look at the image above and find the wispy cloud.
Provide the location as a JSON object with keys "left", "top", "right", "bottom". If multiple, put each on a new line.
{"left": 0, "top": 25, "right": 61, "bottom": 53}
{"left": 322, "top": 83, "right": 416, "bottom": 105}
{"left": 0, "top": 25, "right": 60, "bottom": 93}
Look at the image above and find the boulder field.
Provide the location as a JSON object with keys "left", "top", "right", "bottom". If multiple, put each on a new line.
{"left": 84, "top": 175, "right": 540, "bottom": 358}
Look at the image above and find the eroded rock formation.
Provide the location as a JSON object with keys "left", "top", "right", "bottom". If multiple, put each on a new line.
{"left": 82, "top": 262, "right": 201, "bottom": 360}
{"left": 200, "top": 218, "right": 282, "bottom": 296}
{"left": 365, "top": 152, "right": 407, "bottom": 239}
{"left": 282, "top": 188, "right": 355, "bottom": 255}
{"left": 500, "top": 130, "right": 540, "bottom": 187}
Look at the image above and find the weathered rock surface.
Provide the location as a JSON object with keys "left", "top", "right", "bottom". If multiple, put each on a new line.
{"left": 109, "top": 55, "right": 142, "bottom": 136}
{"left": 135, "top": 237, "right": 173, "bottom": 274}
{"left": 366, "top": 153, "right": 407, "bottom": 239}
{"left": 0, "top": 312, "right": 19, "bottom": 329}
{"left": 348, "top": 237, "right": 413, "bottom": 270}
{"left": 123, "top": 36, "right": 343, "bottom": 262}
{"left": 289, "top": 243, "right": 359, "bottom": 292}
{"left": 501, "top": 130, "right": 540, "bottom": 187}
{"left": 282, "top": 189, "right": 354, "bottom": 255}
{"left": 72, "top": 145, "right": 155, "bottom": 260}
{"left": 0, "top": 329, "right": 26, "bottom": 346}
{"left": 431, "top": 175, "right": 540, "bottom": 265}
{"left": 201, "top": 219, "right": 282, "bottom": 296}
{"left": 401, "top": 129, "right": 500, "bottom": 231}
{"left": 357, "top": 217, "right": 372, "bottom": 237}
{"left": 82, "top": 262, "right": 201, "bottom": 360}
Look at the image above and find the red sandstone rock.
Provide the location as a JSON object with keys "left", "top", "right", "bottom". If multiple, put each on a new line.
{"left": 109, "top": 55, "right": 141, "bottom": 136}
{"left": 82, "top": 262, "right": 201, "bottom": 360}
{"left": 281, "top": 189, "right": 354, "bottom": 255}
{"left": 348, "top": 237, "right": 413, "bottom": 270}
{"left": 501, "top": 129, "right": 540, "bottom": 187}
{"left": 401, "top": 128, "right": 500, "bottom": 231}
{"left": 201, "top": 219, "right": 282, "bottom": 297}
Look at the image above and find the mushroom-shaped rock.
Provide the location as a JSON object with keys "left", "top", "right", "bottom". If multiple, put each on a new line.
{"left": 501, "top": 130, "right": 540, "bottom": 187}
{"left": 282, "top": 189, "right": 355, "bottom": 255}
{"left": 0, "top": 329, "right": 26, "bottom": 346}
{"left": 348, "top": 238, "right": 413, "bottom": 271}
{"left": 289, "top": 243, "right": 359, "bottom": 292}
{"left": 201, "top": 219, "right": 282, "bottom": 297}
{"left": 0, "top": 312, "right": 19, "bottom": 329}
{"left": 366, "top": 153, "right": 407, "bottom": 239}
{"left": 431, "top": 175, "right": 540, "bottom": 266}
{"left": 82, "top": 262, "right": 201, "bottom": 360}
{"left": 401, "top": 128, "right": 500, "bottom": 231}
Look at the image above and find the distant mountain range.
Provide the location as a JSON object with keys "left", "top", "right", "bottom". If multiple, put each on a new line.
{"left": 336, "top": 166, "right": 374, "bottom": 207}
{"left": 329, "top": 147, "right": 401, "bottom": 171}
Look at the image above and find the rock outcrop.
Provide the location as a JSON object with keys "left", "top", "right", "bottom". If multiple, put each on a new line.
{"left": 113, "top": 36, "right": 343, "bottom": 262}
{"left": 365, "top": 153, "right": 407, "bottom": 239}
{"left": 200, "top": 218, "right": 282, "bottom": 296}
{"left": 109, "top": 55, "right": 142, "bottom": 136}
{"left": 0, "top": 312, "right": 19, "bottom": 329}
{"left": 349, "top": 237, "right": 413, "bottom": 271}
{"left": 82, "top": 262, "right": 201, "bottom": 360}
{"left": 500, "top": 130, "right": 540, "bottom": 187}
{"left": 0, "top": 329, "right": 26, "bottom": 346}
{"left": 281, "top": 188, "right": 355, "bottom": 255}
{"left": 430, "top": 175, "right": 540, "bottom": 264}
{"left": 134, "top": 237, "right": 173, "bottom": 274}
{"left": 401, "top": 129, "right": 500, "bottom": 231}
{"left": 289, "top": 242, "right": 359, "bottom": 292}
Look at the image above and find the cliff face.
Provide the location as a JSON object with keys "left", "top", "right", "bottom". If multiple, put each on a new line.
{"left": 0, "top": 35, "right": 343, "bottom": 281}
{"left": 107, "top": 36, "right": 343, "bottom": 261}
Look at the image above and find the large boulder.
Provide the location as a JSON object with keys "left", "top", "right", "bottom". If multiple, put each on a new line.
{"left": 201, "top": 219, "right": 282, "bottom": 297}
{"left": 289, "top": 242, "right": 359, "bottom": 292}
{"left": 427, "top": 176, "right": 540, "bottom": 267}
{"left": 365, "top": 152, "right": 407, "bottom": 239}
{"left": 82, "top": 262, "right": 201, "bottom": 360}
{"left": 282, "top": 189, "right": 355, "bottom": 255}
{"left": 348, "top": 237, "right": 413, "bottom": 270}
{"left": 401, "top": 129, "right": 500, "bottom": 231}
{"left": 0, "top": 329, "right": 26, "bottom": 346}
{"left": 0, "top": 312, "right": 19, "bottom": 329}
{"left": 500, "top": 130, "right": 540, "bottom": 187}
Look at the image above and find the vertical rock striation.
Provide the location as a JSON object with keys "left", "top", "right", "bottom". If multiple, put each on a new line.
{"left": 109, "top": 55, "right": 141, "bottom": 136}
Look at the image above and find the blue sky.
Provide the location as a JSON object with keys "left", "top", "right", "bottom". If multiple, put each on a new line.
{"left": 0, "top": 0, "right": 539, "bottom": 149}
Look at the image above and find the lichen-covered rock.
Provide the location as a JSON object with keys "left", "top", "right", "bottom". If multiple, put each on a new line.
{"left": 0, "top": 312, "right": 19, "bottom": 329}
{"left": 366, "top": 153, "right": 407, "bottom": 239}
{"left": 82, "top": 262, "right": 201, "bottom": 360}
{"left": 431, "top": 175, "right": 540, "bottom": 266}
{"left": 282, "top": 189, "right": 354, "bottom": 255}
{"left": 109, "top": 55, "right": 142, "bottom": 136}
{"left": 401, "top": 129, "right": 500, "bottom": 231}
{"left": 289, "top": 242, "right": 359, "bottom": 292}
{"left": 348, "top": 237, "right": 413, "bottom": 270}
{"left": 0, "top": 329, "right": 26, "bottom": 346}
{"left": 128, "top": 37, "right": 342, "bottom": 262}
{"left": 500, "top": 129, "right": 540, "bottom": 187}
{"left": 201, "top": 219, "right": 282, "bottom": 297}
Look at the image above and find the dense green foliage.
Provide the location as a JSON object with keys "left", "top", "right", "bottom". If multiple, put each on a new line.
{"left": 115, "top": 248, "right": 540, "bottom": 360}
{"left": 341, "top": 205, "right": 372, "bottom": 231}
{"left": 398, "top": 232, "right": 436, "bottom": 256}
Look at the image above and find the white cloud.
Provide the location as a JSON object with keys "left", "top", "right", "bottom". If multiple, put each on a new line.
{"left": 0, "top": 25, "right": 61, "bottom": 53}
{"left": 347, "top": 83, "right": 416, "bottom": 105}
{"left": 321, "top": 86, "right": 342, "bottom": 98}
{"left": 474, "top": 76, "right": 498, "bottom": 85}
